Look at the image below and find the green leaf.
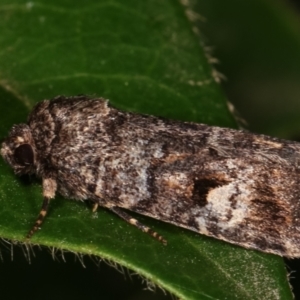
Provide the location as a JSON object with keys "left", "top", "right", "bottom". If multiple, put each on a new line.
{"left": 0, "top": 1, "right": 293, "bottom": 299}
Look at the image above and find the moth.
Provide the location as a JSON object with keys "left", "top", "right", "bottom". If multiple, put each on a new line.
{"left": 1, "top": 95, "right": 300, "bottom": 257}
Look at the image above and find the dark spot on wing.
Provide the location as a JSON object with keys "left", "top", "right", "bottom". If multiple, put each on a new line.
{"left": 192, "top": 178, "right": 229, "bottom": 206}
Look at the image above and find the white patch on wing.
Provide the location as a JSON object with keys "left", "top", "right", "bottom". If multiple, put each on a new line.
{"left": 152, "top": 146, "right": 164, "bottom": 158}
{"left": 194, "top": 182, "right": 252, "bottom": 234}
{"left": 206, "top": 182, "right": 251, "bottom": 228}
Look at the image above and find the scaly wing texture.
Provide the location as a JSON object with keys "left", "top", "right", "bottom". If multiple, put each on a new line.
{"left": 27, "top": 96, "right": 300, "bottom": 257}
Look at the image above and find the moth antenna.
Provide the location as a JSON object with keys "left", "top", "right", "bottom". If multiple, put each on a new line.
{"left": 110, "top": 206, "right": 167, "bottom": 245}
{"left": 26, "top": 197, "right": 50, "bottom": 239}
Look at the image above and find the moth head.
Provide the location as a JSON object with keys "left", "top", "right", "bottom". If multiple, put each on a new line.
{"left": 1, "top": 124, "right": 37, "bottom": 175}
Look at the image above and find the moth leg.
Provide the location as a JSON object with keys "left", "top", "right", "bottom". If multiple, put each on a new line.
{"left": 26, "top": 197, "right": 50, "bottom": 239}
{"left": 110, "top": 206, "right": 167, "bottom": 245}
{"left": 26, "top": 178, "right": 57, "bottom": 239}
{"left": 92, "top": 203, "right": 99, "bottom": 212}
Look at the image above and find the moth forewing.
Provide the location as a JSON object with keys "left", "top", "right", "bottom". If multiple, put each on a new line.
{"left": 2, "top": 95, "right": 300, "bottom": 257}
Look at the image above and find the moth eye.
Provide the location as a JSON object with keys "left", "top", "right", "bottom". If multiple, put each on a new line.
{"left": 14, "top": 144, "right": 34, "bottom": 166}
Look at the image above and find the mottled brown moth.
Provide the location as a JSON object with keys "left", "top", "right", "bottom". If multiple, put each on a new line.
{"left": 1, "top": 95, "right": 300, "bottom": 257}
